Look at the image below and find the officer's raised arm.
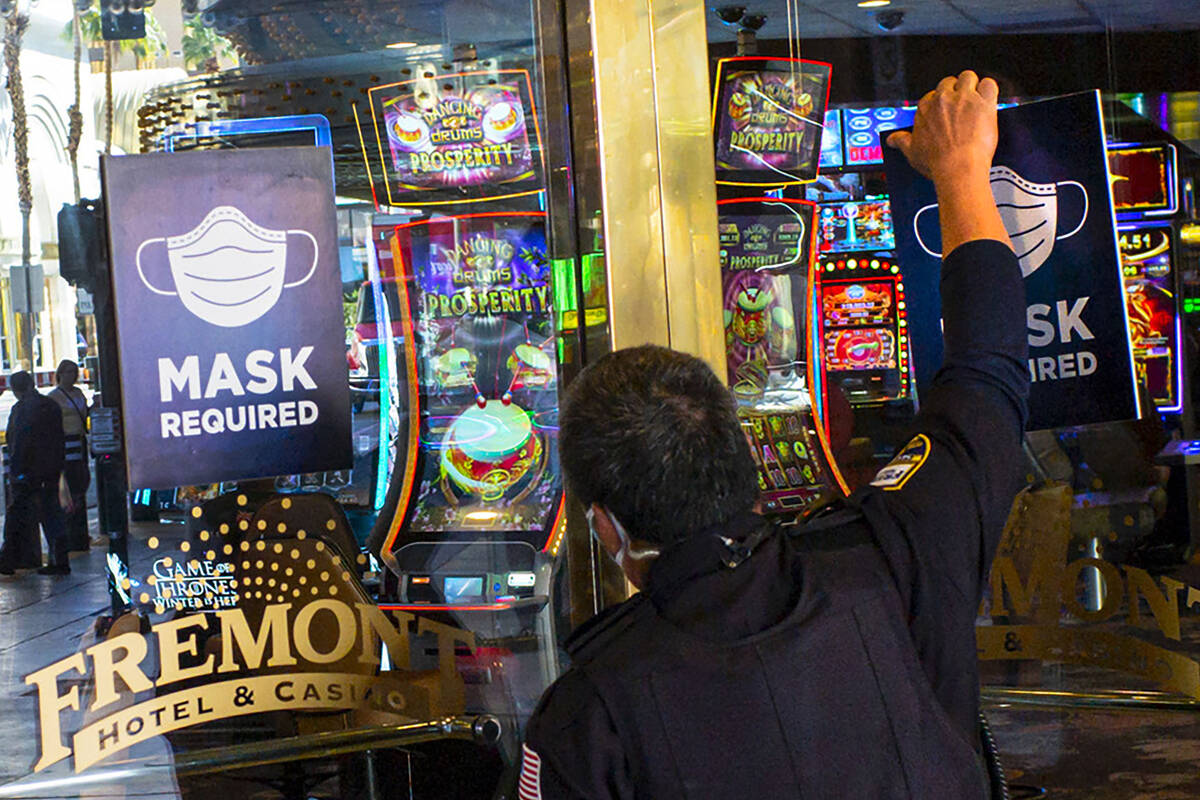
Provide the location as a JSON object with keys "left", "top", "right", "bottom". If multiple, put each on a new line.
{"left": 861, "top": 69, "right": 1029, "bottom": 606}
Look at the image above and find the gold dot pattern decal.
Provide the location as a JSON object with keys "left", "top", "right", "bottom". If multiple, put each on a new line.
{"left": 130, "top": 504, "right": 365, "bottom": 615}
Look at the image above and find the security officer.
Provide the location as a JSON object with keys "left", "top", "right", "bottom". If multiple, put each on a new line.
{"left": 519, "top": 71, "right": 1027, "bottom": 799}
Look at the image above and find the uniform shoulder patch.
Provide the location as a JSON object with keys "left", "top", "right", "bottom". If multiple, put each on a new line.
{"left": 870, "top": 433, "right": 930, "bottom": 491}
{"left": 518, "top": 744, "right": 543, "bottom": 800}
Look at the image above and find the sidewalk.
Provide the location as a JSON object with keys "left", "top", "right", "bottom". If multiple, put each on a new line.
{"left": 0, "top": 514, "right": 186, "bottom": 787}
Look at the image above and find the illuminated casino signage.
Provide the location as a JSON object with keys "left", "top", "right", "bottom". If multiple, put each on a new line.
{"left": 711, "top": 57, "right": 832, "bottom": 186}
{"left": 364, "top": 69, "right": 544, "bottom": 207}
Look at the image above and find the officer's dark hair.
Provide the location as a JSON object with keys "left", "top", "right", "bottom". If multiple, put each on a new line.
{"left": 9, "top": 371, "right": 33, "bottom": 395}
{"left": 560, "top": 345, "right": 758, "bottom": 546}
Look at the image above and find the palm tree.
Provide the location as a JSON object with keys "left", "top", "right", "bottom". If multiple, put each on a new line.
{"left": 63, "top": 5, "right": 168, "bottom": 69}
{"left": 181, "top": 15, "right": 233, "bottom": 73}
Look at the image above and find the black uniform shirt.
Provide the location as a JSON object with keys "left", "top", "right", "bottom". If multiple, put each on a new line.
{"left": 521, "top": 239, "right": 1028, "bottom": 799}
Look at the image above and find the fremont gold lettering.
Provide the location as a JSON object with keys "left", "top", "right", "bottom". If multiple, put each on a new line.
{"left": 216, "top": 604, "right": 297, "bottom": 672}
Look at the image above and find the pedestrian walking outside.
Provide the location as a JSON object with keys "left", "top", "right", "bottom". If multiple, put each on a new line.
{"left": 49, "top": 360, "right": 91, "bottom": 551}
{"left": 0, "top": 371, "right": 69, "bottom": 575}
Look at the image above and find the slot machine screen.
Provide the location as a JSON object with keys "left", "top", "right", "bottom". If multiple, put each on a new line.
{"left": 1108, "top": 143, "right": 1178, "bottom": 216}
{"left": 820, "top": 277, "right": 909, "bottom": 403}
{"left": 712, "top": 57, "right": 832, "bottom": 185}
{"left": 843, "top": 106, "right": 917, "bottom": 167}
{"left": 1119, "top": 224, "right": 1180, "bottom": 411}
{"left": 740, "top": 410, "right": 828, "bottom": 513}
{"left": 818, "top": 198, "right": 895, "bottom": 253}
{"left": 388, "top": 213, "right": 562, "bottom": 536}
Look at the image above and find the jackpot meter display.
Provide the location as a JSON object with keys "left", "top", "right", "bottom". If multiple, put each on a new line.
{"left": 1119, "top": 223, "right": 1181, "bottom": 412}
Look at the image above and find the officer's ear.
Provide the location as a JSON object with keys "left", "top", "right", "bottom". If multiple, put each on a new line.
{"left": 589, "top": 504, "right": 623, "bottom": 560}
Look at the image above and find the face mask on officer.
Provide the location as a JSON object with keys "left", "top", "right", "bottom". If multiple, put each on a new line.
{"left": 587, "top": 506, "right": 661, "bottom": 589}
{"left": 913, "top": 165, "right": 1089, "bottom": 278}
{"left": 136, "top": 205, "right": 319, "bottom": 328}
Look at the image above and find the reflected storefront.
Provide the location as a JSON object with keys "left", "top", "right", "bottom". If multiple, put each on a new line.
{"left": 0, "top": 0, "right": 1199, "bottom": 797}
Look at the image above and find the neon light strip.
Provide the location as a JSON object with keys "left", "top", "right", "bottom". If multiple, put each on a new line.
{"left": 352, "top": 104, "right": 380, "bottom": 210}
{"left": 542, "top": 496, "right": 567, "bottom": 555}
{"left": 1098, "top": 92, "right": 1144, "bottom": 422}
{"left": 364, "top": 236, "right": 393, "bottom": 510}
{"left": 806, "top": 226, "right": 850, "bottom": 496}
{"left": 365, "top": 70, "right": 546, "bottom": 210}
{"left": 378, "top": 231, "right": 421, "bottom": 576}
{"left": 378, "top": 602, "right": 519, "bottom": 612}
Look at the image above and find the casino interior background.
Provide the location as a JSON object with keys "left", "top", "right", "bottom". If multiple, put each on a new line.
{"left": 0, "top": 0, "right": 1198, "bottom": 797}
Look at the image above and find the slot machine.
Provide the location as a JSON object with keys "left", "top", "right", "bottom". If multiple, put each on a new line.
{"left": 815, "top": 198, "right": 912, "bottom": 407}
{"left": 1109, "top": 142, "right": 1192, "bottom": 421}
{"left": 710, "top": 56, "right": 850, "bottom": 516}
{"left": 356, "top": 62, "right": 567, "bottom": 738}
{"left": 806, "top": 105, "right": 921, "bottom": 479}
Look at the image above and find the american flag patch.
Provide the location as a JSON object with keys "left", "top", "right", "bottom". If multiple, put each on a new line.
{"left": 518, "top": 744, "right": 542, "bottom": 800}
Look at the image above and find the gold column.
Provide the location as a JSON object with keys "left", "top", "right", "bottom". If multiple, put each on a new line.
{"left": 589, "top": 0, "right": 726, "bottom": 380}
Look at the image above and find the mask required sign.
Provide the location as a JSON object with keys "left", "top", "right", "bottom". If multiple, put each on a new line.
{"left": 885, "top": 91, "right": 1139, "bottom": 430}
{"left": 103, "top": 147, "right": 352, "bottom": 488}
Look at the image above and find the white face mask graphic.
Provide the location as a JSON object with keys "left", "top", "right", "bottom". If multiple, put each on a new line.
{"left": 914, "top": 165, "right": 1089, "bottom": 278}
{"left": 136, "top": 206, "right": 318, "bottom": 327}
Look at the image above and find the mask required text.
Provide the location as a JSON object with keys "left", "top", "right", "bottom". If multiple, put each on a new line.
{"left": 157, "top": 347, "right": 321, "bottom": 438}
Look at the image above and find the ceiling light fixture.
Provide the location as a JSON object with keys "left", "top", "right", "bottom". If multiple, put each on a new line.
{"left": 386, "top": 41, "right": 418, "bottom": 49}
{"left": 857, "top": 0, "right": 891, "bottom": 7}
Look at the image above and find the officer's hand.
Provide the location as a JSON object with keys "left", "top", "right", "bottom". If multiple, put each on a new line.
{"left": 885, "top": 70, "right": 999, "bottom": 185}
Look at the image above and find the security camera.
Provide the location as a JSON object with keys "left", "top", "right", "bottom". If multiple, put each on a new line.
{"left": 715, "top": 6, "right": 747, "bottom": 26}
{"left": 740, "top": 13, "right": 767, "bottom": 31}
{"left": 876, "top": 9, "right": 905, "bottom": 30}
